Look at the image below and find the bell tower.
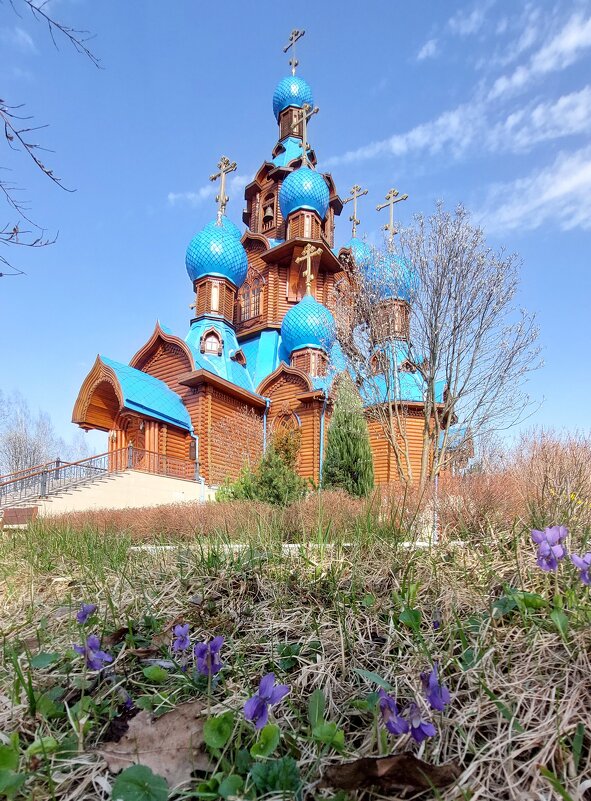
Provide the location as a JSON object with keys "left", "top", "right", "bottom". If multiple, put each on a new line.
{"left": 235, "top": 31, "right": 344, "bottom": 339}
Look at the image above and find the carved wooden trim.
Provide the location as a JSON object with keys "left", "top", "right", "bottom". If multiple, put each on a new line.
{"left": 129, "top": 321, "right": 195, "bottom": 373}
{"left": 257, "top": 362, "right": 313, "bottom": 397}
{"left": 72, "top": 356, "right": 125, "bottom": 428}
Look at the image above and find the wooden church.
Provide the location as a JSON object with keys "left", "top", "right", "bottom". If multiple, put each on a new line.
{"left": 72, "top": 33, "right": 435, "bottom": 487}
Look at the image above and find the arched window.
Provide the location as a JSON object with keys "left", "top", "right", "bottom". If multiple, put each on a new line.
{"left": 240, "top": 285, "right": 251, "bottom": 322}
{"left": 199, "top": 328, "right": 223, "bottom": 356}
{"left": 251, "top": 277, "right": 262, "bottom": 318}
{"left": 239, "top": 274, "right": 264, "bottom": 322}
{"left": 261, "top": 192, "right": 275, "bottom": 232}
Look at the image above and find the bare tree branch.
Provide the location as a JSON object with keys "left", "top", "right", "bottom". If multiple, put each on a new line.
{"left": 1, "top": 0, "right": 99, "bottom": 277}
{"left": 334, "top": 203, "right": 541, "bottom": 487}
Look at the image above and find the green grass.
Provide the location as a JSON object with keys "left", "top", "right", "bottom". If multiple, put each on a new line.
{"left": 1, "top": 516, "right": 590, "bottom": 800}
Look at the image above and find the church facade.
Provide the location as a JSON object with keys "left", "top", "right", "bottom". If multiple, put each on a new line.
{"left": 72, "top": 50, "right": 435, "bottom": 487}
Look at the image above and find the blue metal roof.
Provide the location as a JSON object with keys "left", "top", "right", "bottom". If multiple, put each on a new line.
{"left": 184, "top": 318, "right": 261, "bottom": 396}
{"left": 186, "top": 221, "right": 248, "bottom": 287}
{"left": 272, "top": 76, "right": 313, "bottom": 121}
{"left": 439, "top": 425, "right": 469, "bottom": 450}
{"left": 101, "top": 356, "right": 193, "bottom": 432}
{"left": 363, "top": 252, "right": 417, "bottom": 302}
{"left": 279, "top": 167, "right": 329, "bottom": 220}
{"left": 241, "top": 330, "right": 282, "bottom": 389}
{"left": 272, "top": 136, "right": 306, "bottom": 167}
{"left": 345, "top": 237, "right": 372, "bottom": 269}
{"left": 204, "top": 215, "right": 243, "bottom": 240}
{"left": 280, "top": 294, "right": 336, "bottom": 355}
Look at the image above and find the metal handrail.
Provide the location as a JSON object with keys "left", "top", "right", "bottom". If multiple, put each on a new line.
{"left": 0, "top": 449, "right": 125, "bottom": 508}
{"left": 0, "top": 445, "right": 197, "bottom": 508}
{"left": 127, "top": 447, "right": 197, "bottom": 481}
{"left": 0, "top": 459, "right": 61, "bottom": 483}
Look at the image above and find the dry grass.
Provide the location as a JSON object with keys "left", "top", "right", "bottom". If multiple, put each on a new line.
{"left": 1, "top": 520, "right": 590, "bottom": 800}
{"left": 1, "top": 432, "right": 590, "bottom": 799}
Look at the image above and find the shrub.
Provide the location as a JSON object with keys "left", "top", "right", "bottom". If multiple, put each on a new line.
{"left": 216, "top": 428, "right": 308, "bottom": 507}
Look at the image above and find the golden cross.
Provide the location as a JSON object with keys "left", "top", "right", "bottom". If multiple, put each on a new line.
{"left": 291, "top": 102, "right": 319, "bottom": 166}
{"left": 210, "top": 155, "right": 237, "bottom": 224}
{"left": 296, "top": 243, "right": 323, "bottom": 295}
{"left": 342, "top": 184, "right": 369, "bottom": 238}
{"left": 283, "top": 28, "right": 305, "bottom": 75}
{"left": 376, "top": 188, "right": 408, "bottom": 241}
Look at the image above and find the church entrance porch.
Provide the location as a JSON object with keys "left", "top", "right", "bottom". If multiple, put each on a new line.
{"left": 72, "top": 356, "right": 197, "bottom": 482}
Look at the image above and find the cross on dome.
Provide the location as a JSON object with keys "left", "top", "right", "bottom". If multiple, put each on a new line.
{"left": 210, "top": 155, "right": 237, "bottom": 224}
{"left": 343, "top": 184, "right": 369, "bottom": 238}
{"left": 283, "top": 28, "right": 305, "bottom": 76}
{"left": 296, "top": 243, "right": 323, "bottom": 295}
{"left": 291, "top": 102, "right": 319, "bottom": 166}
{"left": 376, "top": 187, "right": 408, "bottom": 242}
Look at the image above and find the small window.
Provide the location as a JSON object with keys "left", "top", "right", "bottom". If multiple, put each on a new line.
{"left": 200, "top": 328, "right": 223, "bottom": 356}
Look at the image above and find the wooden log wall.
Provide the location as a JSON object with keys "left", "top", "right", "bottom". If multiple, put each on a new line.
{"left": 367, "top": 412, "right": 426, "bottom": 484}
{"left": 85, "top": 380, "right": 120, "bottom": 430}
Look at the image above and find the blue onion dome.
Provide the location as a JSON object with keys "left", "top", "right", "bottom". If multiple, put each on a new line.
{"left": 345, "top": 237, "right": 372, "bottom": 269}
{"left": 204, "top": 215, "right": 242, "bottom": 240}
{"left": 281, "top": 294, "right": 336, "bottom": 354}
{"left": 279, "top": 167, "right": 330, "bottom": 220}
{"left": 185, "top": 220, "right": 248, "bottom": 287}
{"left": 272, "top": 75, "right": 314, "bottom": 121}
{"left": 364, "top": 252, "right": 417, "bottom": 302}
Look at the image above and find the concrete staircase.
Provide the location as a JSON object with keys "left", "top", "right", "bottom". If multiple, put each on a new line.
{"left": 2, "top": 469, "right": 216, "bottom": 519}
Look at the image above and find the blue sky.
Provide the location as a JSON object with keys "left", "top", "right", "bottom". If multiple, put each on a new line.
{"left": 1, "top": 0, "right": 590, "bottom": 453}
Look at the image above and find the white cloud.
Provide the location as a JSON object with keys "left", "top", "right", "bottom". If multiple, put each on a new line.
{"left": 448, "top": 3, "right": 491, "bottom": 36}
{"left": 327, "top": 82, "right": 591, "bottom": 168}
{"left": 168, "top": 174, "right": 249, "bottom": 207}
{"left": 489, "top": 12, "right": 591, "bottom": 100}
{"left": 417, "top": 38, "right": 438, "bottom": 61}
{"left": 0, "top": 26, "right": 36, "bottom": 53}
{"left": 325, "top": 103, "right": 484, "bottom": 167}
{"left": 488, "top": 86, "right": 591, "bottom": 151}
{"left": 478, "top": 145, "right": 591, "bottom": 233}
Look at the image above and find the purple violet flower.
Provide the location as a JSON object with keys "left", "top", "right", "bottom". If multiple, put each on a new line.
{"left": 407, "top": 703, "right": 436, "bottom": 743}
{"left": 172, "top": 623, "right": 191, "bottom": 652}
{"left": 244, "top": 672, "right": 290, "bottom": 730}
{"left": 378, "top": 689, "right": 409, "bottom": 735}
{"left": 420, "top": 663, "right": 451, "bottom": 712}
{"left": 531, "top": 526, "right": 568, "bottom": 571}
{"left": 73, "top": 634, "right": 113, "bottom": 671}
{"left": 193, "top": 636, "right": 224, "bottom": 676}
{"left": 571, "top": 552, "right": 591, "bottom": 586}
{"left": 76, "top": 603, "right": 97, "bottom": 625}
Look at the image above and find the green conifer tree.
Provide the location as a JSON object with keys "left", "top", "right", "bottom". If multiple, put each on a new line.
{"left": 216, "top": 426, "right": 308, "bottom": 506}
{"left": 322, "top": 374, "right": 374, "bottom": 497}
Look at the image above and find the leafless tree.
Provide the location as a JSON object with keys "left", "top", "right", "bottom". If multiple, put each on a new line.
{"left": 1, "top": 0, "right": 99, "bottom": 277}
{"left": 335, "top": 203, "right": 540, "bottom": 487}
{"left": 0, "top": 390, "right": 88, "bottom": 475}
